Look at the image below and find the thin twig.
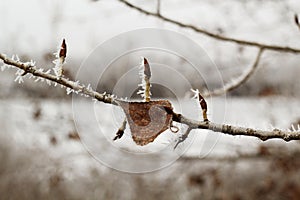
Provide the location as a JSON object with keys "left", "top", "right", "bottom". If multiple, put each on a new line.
{"left": 174, "top": 127, "right": 192, "bottom": 149}
{"left": 0, "top": 53, "right": 117, "bottom": 105}
{"left": 156, "top": 0, "right": 161, "bottom": 16}
{"left": 113, "top": 118, "right": 127, "bottom": 140}
{"left": 117, "top": 0, "right": 300, "bottom": 53}
{"left": 204, "top": 48, "right": 264, "bottom": 97}
{"left": 295, "top": 14, "right": 300, "bottom": 31}
{"left": 1, "top": 54, "right": 300, "bottom": 142}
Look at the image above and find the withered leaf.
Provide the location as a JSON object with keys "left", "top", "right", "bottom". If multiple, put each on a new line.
{"left": 117, "top": 100, "right": 173, "bottom": 146}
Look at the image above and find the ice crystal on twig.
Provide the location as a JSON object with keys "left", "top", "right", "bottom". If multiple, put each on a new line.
{"left": 66, "top": 88, "right": 73, "bottom": 95}
{"left": 191, "top": 88, "right": 208, "bottom": 121}
{"left": 86, "top": 84, "right": 92, "bottom": 91}
{"left": 34, "top": 77, "right": 44, "bottom": 82}
{"left": 137, "top": 57, "right": 151, "bottom": 102}
{"left": 289, "top": 124, "right": 300, "bottom": 132}
{"left": 1, "top": 64, "right": 7, "bottom": 72}
{"left": 53, "top": 39, "right": 67, "bottom": 78}
{"left": 14, "top": 69, "right": 24, "bottom": 84}
{"left": 191, "top": 88, "right": 200, "bottom": 99}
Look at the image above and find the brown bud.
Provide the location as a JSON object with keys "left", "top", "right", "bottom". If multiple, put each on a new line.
{"left": 295, "top": 14, "right": 299, "bottom": 26}
{"left": 59, "top": 39, "right": 67, "bottom": 60}
{"left": 143, "top": 58, "right": 151, "bottom": 78}
{"left": 198, "top": 92, "right": 208, "bottom": 122}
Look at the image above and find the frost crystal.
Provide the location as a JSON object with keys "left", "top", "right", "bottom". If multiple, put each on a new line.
{"left": 53, "top": 58, "right": 64, "bottom": 77}
{"left": 53, "top": 39, "right": 67, "bottom": 78}
{"left": 191, "top": 88, "right": 200, "bottom": 99}
{"left": 45, "top": 69, "right": 51, "bottom": 74}
{"left": 137, "top": 57, "right": 151, "bottom": 100}
{"left": 86, "top": 84, "right": 92, "bottom": 91}
{"left": 66, "top": 88, "right": 74, "bottom": 95}
{"left": 46, "top": 80, "right": 51, "bottom": 86}
{"left": 34, "top": 77, "right": 44, "bottom": 82}
{"left": 14, "top": 69, "right": 24, "bottom": 84}
{"left": 73, "top": 80, "right": 80, "bottom": 87}
{"left": 0, "top": 64, "right": 7, "bottom": 72}
{"left": 290, "top": 124, "right": 300, "bottom": 132}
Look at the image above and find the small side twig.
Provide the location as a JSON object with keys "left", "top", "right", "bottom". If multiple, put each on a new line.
{"left": 295, "top": 14, "right": 300, "bottom": 31}
{"left": 174, "top": 127, "right": 192, "bottom": 149}
{"left": 191, "top": 89, "right": 209, "bottom": 121}
{"left": 53, "top": 39, "right": 67, "bottom": 78}
{"left": 137, "top": 57, "right": 152, "bottom": 102}
{"left": 113, "top": 118, "right": 127, "bottom": 140}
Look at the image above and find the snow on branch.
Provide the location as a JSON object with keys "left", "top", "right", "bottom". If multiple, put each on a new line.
{"left": 117, "top": 0, "right": 300, "bottom": 53}
{"left": 1, "top": 49, "right": 300, "bottom": 146}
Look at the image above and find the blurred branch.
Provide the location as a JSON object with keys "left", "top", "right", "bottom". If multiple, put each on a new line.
{"left": 295, "top": 14, "right": 300, "bottom": 31}
{"left": 156, "top": 0, "right": 161, "bottom": 16}
{"left": 117, "top": 0, "right": 300, "bottom": 53}
{"left": 204, "top": 48, "right": 264, "bottom": 97}
{"left": 1, "top": 53, "right": 300, "bottom": 143}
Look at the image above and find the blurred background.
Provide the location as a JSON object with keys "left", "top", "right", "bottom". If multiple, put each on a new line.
{"left": 1, "top": 0, "right": 300, "bottom": 199}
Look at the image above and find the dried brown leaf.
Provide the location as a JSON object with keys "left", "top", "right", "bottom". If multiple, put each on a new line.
{"left": 117, "top": 100, "right": 173, "bottom": 145}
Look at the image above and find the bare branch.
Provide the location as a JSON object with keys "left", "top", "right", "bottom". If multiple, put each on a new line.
{"left": 117, "top": 0, "right": 300, "bottom": 53}
{"left": 1, "top": 54, "right": 300, "bottom": 142}
{"left": 204, "top": 48, "right": 264, "bottom": 97}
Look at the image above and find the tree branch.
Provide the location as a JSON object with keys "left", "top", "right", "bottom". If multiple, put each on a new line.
{"left": 1, "top": 54, "right": 300, "bottom": 143}
{"left": 204, "top": 48, "right": 264, "bottom": 97}
{"left": 295, "top": 14, "right": 300, "bottom": 31}
{"left": 156, "top": 0, "right": 161, "bottom": 16}
{"left": 0, "top": 53, "right": 117, "bottom": 105}
{"left": 117, "top": 0, "right": 300, "bottom": 53}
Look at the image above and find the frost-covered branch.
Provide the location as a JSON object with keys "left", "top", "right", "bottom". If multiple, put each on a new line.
{"left": 0, "top": 53, "right": 116, "bottom": 105}
{"left": 204, "top": 48, "right": 264, "bottom": 97}
{"left": 172, "top": 114, "right": 300, "bottom": 142}
{"left": 117, "top": 0, "right": 300, "bottom": 53}
{"left": 1, "top": 53, "right": 300, "bottom": 144}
